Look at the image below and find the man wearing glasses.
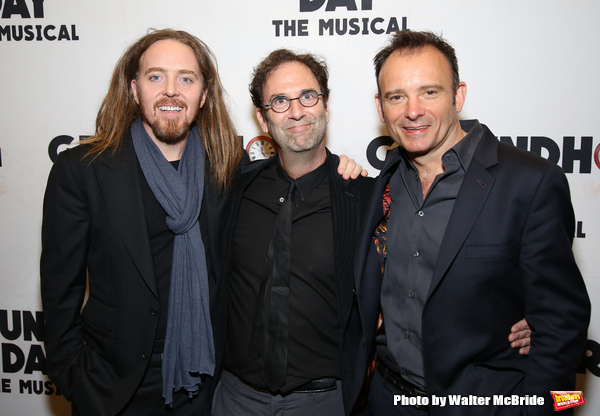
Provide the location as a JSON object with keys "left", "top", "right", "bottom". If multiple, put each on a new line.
{"left": 211, "top": 49, "right": 374, "bottom": 416}
{"left": 211, "top": 47, "right": 533, "bottom": 416}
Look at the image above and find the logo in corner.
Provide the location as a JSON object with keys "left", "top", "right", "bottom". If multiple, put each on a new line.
{"left": 550, "top": 391, "right": 585, "bottom": 411}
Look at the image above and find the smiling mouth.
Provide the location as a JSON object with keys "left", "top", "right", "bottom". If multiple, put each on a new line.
{"left": 404, "top": 126, "right": 428, "bottom": 131}
{"left": 285, "top": 120, "right": 315, "bottom": 132}
{"left": 288, "top": 124, "right": 310, "bottom": 130}
{"left": 158, "top": 105, "right": 184, "bottom": 112}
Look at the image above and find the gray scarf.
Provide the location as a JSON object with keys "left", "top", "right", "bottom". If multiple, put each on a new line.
{"left": 131, "top": 118, "right": 215, "bottom": 406}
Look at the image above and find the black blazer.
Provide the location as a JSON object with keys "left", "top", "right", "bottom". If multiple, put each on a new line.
{"left": 352, "top": 122, "right": 590, "bottom": 415}
{"left": 221, "top": 151, "right": 374, "bottom": 415}
{"left": 40, "top": 134, "right": 230, "bottom": 416}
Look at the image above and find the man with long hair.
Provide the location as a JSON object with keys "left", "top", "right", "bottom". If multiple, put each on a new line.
{"left": 41, "top": 29, "right": 242, "bottom": 416}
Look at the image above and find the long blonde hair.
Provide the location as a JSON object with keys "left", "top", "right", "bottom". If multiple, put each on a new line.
{"left": 84, "top": 28, "right": 242, "bottom": 192}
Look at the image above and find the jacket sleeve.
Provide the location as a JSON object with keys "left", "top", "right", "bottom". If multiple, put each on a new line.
{"left": 520, "top": 162, "right": 590, "bottom": 414}
{"left": 40, "top": 149, "right": 90, "bottom": 400}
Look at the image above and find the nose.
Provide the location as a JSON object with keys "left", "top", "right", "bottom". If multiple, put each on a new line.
{"left": 405, "top": 96, "right": 425, "bottom": 121}
{"left": 164, "top": 76, "right": 179, "bottom": 97}
{"left": 287, "top": 97, "right": 305, "bottom": 120}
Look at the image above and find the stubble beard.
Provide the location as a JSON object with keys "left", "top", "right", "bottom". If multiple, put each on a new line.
{"left": 270, "top": 114, "right": 327, "bottom": 154}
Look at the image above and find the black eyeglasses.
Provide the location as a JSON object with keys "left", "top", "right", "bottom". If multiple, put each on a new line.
{"left": 264, "top": 90, "right": 323, "bottom": 113}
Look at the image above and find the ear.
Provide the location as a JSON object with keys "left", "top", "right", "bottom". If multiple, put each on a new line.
{"left": 199, "top": 88, "right": 208, "bottom": 108}
{"left": 375, "top": 93, "right": 385, "bottom": 123}
{"left": 324, "top": 97, "right": 329, "bottom": 122}
{"left": 256, "top": 107, "right": 269, "bottom": 134}
{"left": 131, "top": 79, "right": 140, "bottom": 105}
{"left": 454, "top": 81, "right": 467, "bottom": 113}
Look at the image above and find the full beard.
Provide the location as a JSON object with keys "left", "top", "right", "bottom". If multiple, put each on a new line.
{"left": 140, "top": 99, "right": 199, "bottom": 145}
{"left": 149, "top": 116, "right": 190, "bottom": 145}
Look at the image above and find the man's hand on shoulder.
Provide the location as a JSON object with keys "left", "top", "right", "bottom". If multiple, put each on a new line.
{"left": 338, "top": 154, "right": 368, "bottom": 180}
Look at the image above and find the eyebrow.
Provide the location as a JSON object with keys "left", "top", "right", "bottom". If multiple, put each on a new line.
{"left": 266, "top": 88, "right": 319, "bottom": 101}
{"left": 144, "top": 67, "right": 198, "bottom": 77}
{"left": 383, "top": 89, "right": 405, "bottom": 99}
{"left": 383, "top": 84, "right": 445, "bottom": 99}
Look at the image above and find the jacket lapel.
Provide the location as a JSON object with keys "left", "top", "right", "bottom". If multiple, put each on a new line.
{"left": 328, "top": 154, "right": 361, "bottom": 334}
{"left": 222, "top": 157, "right": 276, "bottom": 268}
{"left": 354, "top": 149, "right": 401, "bottom": 338}
{"left": 427, "top": 132, "right": 499, "bottom": 298}
{"left": 354, "top": 149, "right": 401, "bottom": 294}
{"left": 94, "top": 139, "right": 159, "bottom": 298}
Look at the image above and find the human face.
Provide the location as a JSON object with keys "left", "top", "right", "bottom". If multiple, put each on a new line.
{"left": 256, "top": 61, "right": 329, "bottom": 155}
{"left": 131, "top": 39, "right": 207, "bottom": 146}
{"left": 375, "top": 46, "right": 467, "bottom": 162}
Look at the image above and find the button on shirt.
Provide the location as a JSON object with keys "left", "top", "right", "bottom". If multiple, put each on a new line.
{"left": 139, "top": 160, "right": 179, "bottom": 351}
{"left": 226, "top": 156, "right": 340, "bottom": 393}
{"left": 376, "top": 120, "right": 483, "bottom": 389}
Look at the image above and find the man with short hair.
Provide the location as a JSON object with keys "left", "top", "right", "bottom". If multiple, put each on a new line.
{"left": 212, "top": 49, "right": 374, "bottom": 416}
{"left": 353, "top": 30, "right": 590, "bottom": 415}
{"left": 41, "top": 29, "right": 242, "bottom": 416}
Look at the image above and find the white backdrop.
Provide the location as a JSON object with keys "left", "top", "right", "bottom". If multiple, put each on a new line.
{"left": 1, "top": 1, "right": 598, "bottom": 415}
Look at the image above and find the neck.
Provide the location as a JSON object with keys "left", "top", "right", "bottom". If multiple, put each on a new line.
{"left": 408, "top": 124, "right": 467, "bottom": 198}
{"left": 410, "top": 124, "right": 467, "bottom": 174}
{"left": 154, "top": 138, "right": 187, "bottom": 162}
{"left": 279, "top": 146, "right": 327, "bottom": 179}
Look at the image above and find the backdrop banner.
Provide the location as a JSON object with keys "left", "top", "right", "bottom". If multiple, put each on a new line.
{"left": 1, "top": 1, "right": 598, "bottom": 415}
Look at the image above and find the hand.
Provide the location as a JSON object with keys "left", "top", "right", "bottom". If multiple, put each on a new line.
{"left": 508, "top": 318, "right": 532, "bottom": 355}
{"left": 338, "top": 154, "right": 368, "bottom": 180}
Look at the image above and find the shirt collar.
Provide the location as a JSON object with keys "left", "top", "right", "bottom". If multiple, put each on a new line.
{"left": 274, "top": 152, "right": 331, "bottom": 201}
{"left": 396, "top": 119, "right": 483, "bottom": 172}
{"left": 451, "top": 119, "right": 483, "bottom": 171}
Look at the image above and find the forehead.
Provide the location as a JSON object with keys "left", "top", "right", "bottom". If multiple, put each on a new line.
{"left": 378, "top": 46, "right": 453, "bottom": 90}
{"left": 264, "top": 61, "right": 319, "bottom": 97}
{"left": 139, "top": 39, "right": 200, "bottom": 74}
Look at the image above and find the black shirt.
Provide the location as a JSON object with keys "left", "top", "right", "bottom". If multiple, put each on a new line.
{"left": 377, "top": 120, "right": 483, "bottom": 389}
{"left": 225, "top": 155, "right": 341, "bottom": 393}
{"left": 138, "top": 160, "right": 179, "bottom": 351}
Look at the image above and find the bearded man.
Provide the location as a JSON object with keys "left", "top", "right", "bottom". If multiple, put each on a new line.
{"left": 40, "top": 29, "right": 242, "bottom": 416}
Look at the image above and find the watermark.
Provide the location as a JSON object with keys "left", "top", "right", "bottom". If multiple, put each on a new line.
{"left": 394, "top": 394, "right": 545, "bottom": 408}
{"left": 551, "top": 391, "right": 585, "bottom": 411}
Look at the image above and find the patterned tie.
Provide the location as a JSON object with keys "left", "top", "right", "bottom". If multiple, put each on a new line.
{"left": 373, "top": 183, "right": 391, "bottom": 274}
{"left": 248, "top": 181, "right": 296, "bottom": 391}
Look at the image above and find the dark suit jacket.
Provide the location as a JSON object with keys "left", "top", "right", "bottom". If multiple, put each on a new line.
{"left": 40, "top": 134, "right": 230, "bottom": 416}
{"left": 352, "top": 121, "right": 590, "bottom": 415}
{"left": 221, "top": 151, "right": 374, "bottom": 415}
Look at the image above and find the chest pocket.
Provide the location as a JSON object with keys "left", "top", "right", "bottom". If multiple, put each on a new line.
{"left": 465, "top": 242, "right": 519, "bottom": 260}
